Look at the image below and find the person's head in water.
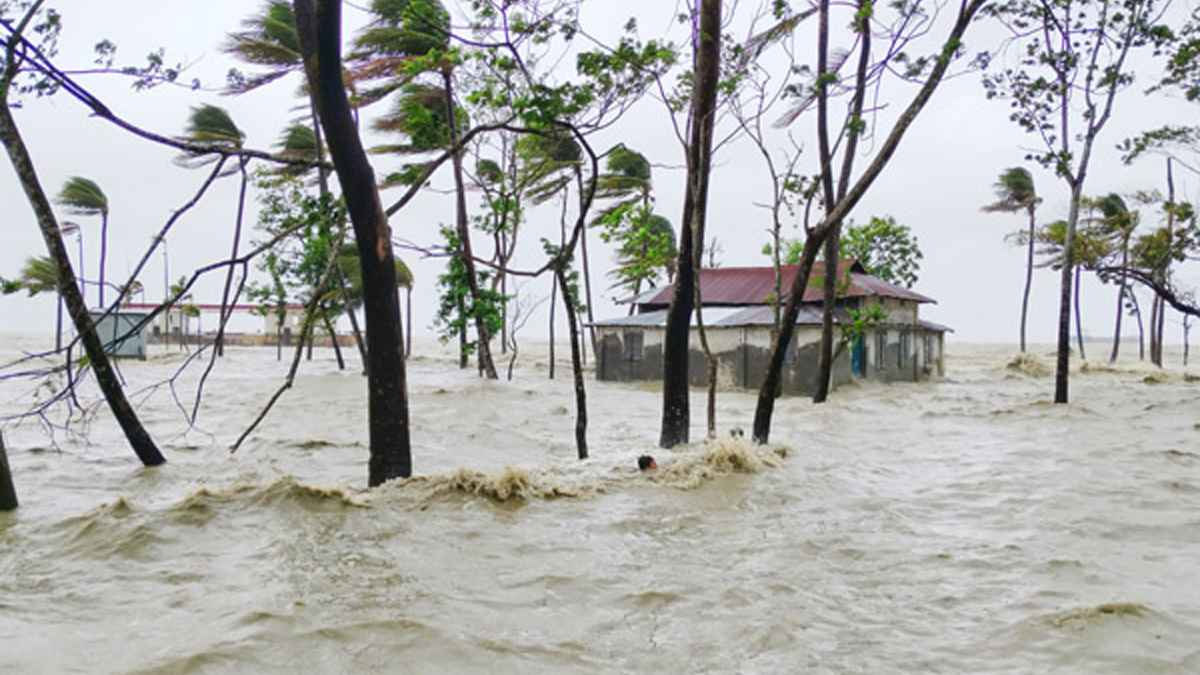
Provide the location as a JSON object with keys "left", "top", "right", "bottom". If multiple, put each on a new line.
{"left": 637, "top": 455, "right": 657, "bottom": 471}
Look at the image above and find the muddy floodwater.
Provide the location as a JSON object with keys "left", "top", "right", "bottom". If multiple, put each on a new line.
{"left": 1, "top": 336, "right": 1198, "bottom": 674}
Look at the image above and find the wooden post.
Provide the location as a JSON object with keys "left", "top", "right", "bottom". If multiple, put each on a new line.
{"left": 0, "top": 431, "right": 17, "bottom": 511}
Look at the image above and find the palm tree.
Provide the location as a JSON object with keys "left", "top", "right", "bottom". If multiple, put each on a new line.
{"left": 395, "top": 258, "right": 414, "bottom": 358}
{"left": 221, "top": 1, "right": 302, "bottom": 94}
{"left": 56, "top": 177, "right": 108, "bottom": 308}
{"left": 178, "top": 105, "right": 245, "bottom": 359}
{"left": 1091, "top": 193, "right": 1139, "bottom": 362}
{"left": 3, "top": 256, "right": 61, "bottom": 348}
{"left": 983, "top": 167, "right": 1040, "bottom": 352}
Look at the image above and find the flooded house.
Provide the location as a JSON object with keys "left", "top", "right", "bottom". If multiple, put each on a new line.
{"left": 591, "top": 260, "right": 950, "bottom": 395}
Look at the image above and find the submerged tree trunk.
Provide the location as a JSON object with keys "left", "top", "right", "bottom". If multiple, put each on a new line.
{"left": 556, "top": 266, "right": 588, "bottom": 460}
{"left": 0, "top": 432, "right": 17, "bottom": 511}
{"left": 1074, "top": 265, "right": 1086, "bottom": 362}
{"left": 295, "top": 0, "right": 411, "bottom": 486}
{"left": 1020, "top": 208, "right": 1036, "bottom": 353}
{"left": 442, "top": 69, "right": 497, "bottom": 380}
{"left": 813, "top": 229, "right": 840, "bottom": 402}
{"left": 1110, "top": 239, "right": 1128, "bottom": 362}
{"left": 1054, "top": 182, "right": 1083, "bottom": 403}
{"left": 324, "top": 313, "right": 345, "bottom": 370}
{"left": 1150, "top": 295, "right": 1160, "bottom": 366}
{"left": 0, "top": 102, "right": 166, "bottom": 467}
{"left": 661, "top": 0, "right": 720, "bottom": 449}
{"left": 549, "top": 274, "right": 556, "bottom": 380}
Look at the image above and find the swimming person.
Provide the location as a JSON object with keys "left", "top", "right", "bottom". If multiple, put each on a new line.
{"left": 637, "top": 455, "right": 657, "bottom": 471}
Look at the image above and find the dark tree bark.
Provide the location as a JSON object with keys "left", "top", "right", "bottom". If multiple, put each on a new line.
{"left": 0, "top": 102, "right": 166, "bottom": 467}
{"left": 1150, "top": 294, "right": 1160, "bottom": 365}
{"left": 813, "top": 231, "right": 840, "bottom": 402}
{"left": 442, "top": 70, "right": 498, "bottom": 380}
{"left": 294, "top": 0, "right": 411, "bottom": 486}
{"left": 324, "top": 313, "right": 345, "bottom": 370}
{"left": 1054, "top": 181, "right": 1083, "bottom": 403}
{"left": 549, "top": 271, "right": 557, "bottom": 380}
{"left": 660, "top": 0, "right": 721, "bottom": 449}
{"left": 813, "top": 0, "right": 869, "bottom": 403}
{"left": 98, "top": 211, "right": 108, "bottom": 309}
{"left": 1129, "top": 287, "right": 1145, "bottom": 360}
{"left": 753, "top": 0, "right": 983, "bottom": 443}
{"left": 1110, "top": 235, "right": 1128, "bottom": 362}
{"left": 1021, "top": 206, "right": 1036, "bottom": 353}
{"left": 556, "top": 266, "right": 588, "bottom": 460}
{"left": 457, "top": 295, "right": 468, "bottom": 369}
{"left": 1074, "top": 264, "right": 1086, "bottom": 361}
{"left": 0, "top": 431, "right": 17, "bottom": 511}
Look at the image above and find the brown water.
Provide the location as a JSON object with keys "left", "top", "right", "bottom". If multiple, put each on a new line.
{"left": 1, "top": 337, "right": 1198, "bottom": 674}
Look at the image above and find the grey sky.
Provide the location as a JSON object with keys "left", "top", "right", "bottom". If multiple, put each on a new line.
{"left": 1, "top": 1, "right": 1196, "bottom": 347}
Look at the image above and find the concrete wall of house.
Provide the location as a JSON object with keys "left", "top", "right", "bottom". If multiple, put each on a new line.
{"left": 596, "top": 325, "right": 852, "bottom": 396}
{"left": 862, "top": 324, "right": 944, "bottom": 383}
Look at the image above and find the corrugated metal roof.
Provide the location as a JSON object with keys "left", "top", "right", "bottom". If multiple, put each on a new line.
{"left": 592, "top": 306, "right": 954, "bottom": 332}
{"left": 628, "top": 261, "right": 935, "bottom": 307}
{"left": 590, "top": 305, "right": 841, "bottom": 328}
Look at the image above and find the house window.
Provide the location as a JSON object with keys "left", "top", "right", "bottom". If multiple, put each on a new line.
{"left": 875, "top": 330, "right": 887, "bottom": 369}
{"left": 623, "top": 331, "right": 644, "bottom": 362}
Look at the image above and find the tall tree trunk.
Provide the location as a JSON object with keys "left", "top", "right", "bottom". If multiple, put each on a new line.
{"left": 98, "top": 211, "right": 108, "bottom": 309}
{"left": 0, "top": 102, "right": 165, "bottom": 467}
{"left": 753, "top": 239, "right": 825, "bottom": 443}
{"left": 549, "top": 274, "right": 557, "bottom": 380}
{"left": 556, "top": 266, "right": 587, "bottom": 459}
{"left": 345, "top": 300, "right": 368, "bottom": 372}
{"left": 441, "top": 69, "right": 497, "bottom": 380}
{"left": 813, "top": 230, "right": 840, "bottom": 402}
{"left": 1184, "top": 316, "right": 1191, "bottom": 367}
{"left": 1110, "top": 238, "right": 1128, "bottom": 362}
{"left": 1155, "top": 297, "right": 1166, "bottom": 366}
{"left": 1054, "top": 182, "right": 1083, "bottom": 403}
{"left": 55, "top": 295, "right": 63, "bottom": 351}
{"left": 577, "top": 167, "right": 597, "bottom": 358}
{"left": 1074, "top": 264, "right": 1085, "bottom": 361}
{"left": 1020, "top": 207, "right": 1035, "bottom": 353}
{"left": 457, "top": 296, "right": 468, "bottom": 369}
{"left": 295, "top": 0, "right": 411, "bottom": 485}
{"left": 1150, "top": 295, "right": 1160, "bottom": 366}
{"left": 660, "top": 0, "right": 721, "bottom": 449}
{"left": 1130, "top": 289, "right": 1145, "bottom": 360}
{"left": 215, "top": 160, "right": 249, "bottom": 358}
{"left": 324, "top": 313, "right": 345, "bottom": 370}
{"left": 0, "top": 432, "right": 16, "bottom": 511}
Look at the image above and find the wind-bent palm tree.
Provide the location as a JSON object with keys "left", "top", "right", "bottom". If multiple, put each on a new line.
{"left": 56, "top": 177, "right": 108, "bottom": 309}
{"left": 3, "top": 256, "right": 61, "bottom": 348}
{"left": 221, "top": 1, "right": 302, "bottom": 94}
{"left": 337, "top": 245, "right": 415, "bottom": 358}
{"left": 1092, "top": 193, "right": 1139, "bottom": 362}
{"left": 983, "top": 167, "right": 1040, "bottom": 352}
{"left": 178, "top": 105, "right": 245, "bottom": 360}
{"left": 395, "top": 258, "right": 414, "bottom": 358}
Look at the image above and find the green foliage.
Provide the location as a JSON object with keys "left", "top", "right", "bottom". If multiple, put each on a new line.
{"left": 598, "top": 204, "right": 676, "bottom": 296}
{"left": 221, "top": 1, "right": 301, "bottom": 93}
{"left": 355, "top": 0, "right": 451, "bottom": 57}
{"left": 56, "top": 176, "right": 108, "bottom": 216}
{"left": 246, "top": 173, "right": 349, "bottom": 317}
{"left": 982, "top": 167, "right": 1038, "bottom": 213}
{"left": 839, "top": 302, "right": 886, "bottom": 348}
{"left": 764, "top": 216, "right": 923, "bottom": 288}
{"left": 840, "top": 216, "right": 923, "bottom": 288}
{"left": 2, "top": 256, "right": 58, "bottom": 296}
{"left": 433, "top": 225, "right": 505, "bottom": 350}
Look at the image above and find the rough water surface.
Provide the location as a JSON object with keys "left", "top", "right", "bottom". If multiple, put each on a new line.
{"left": 1, "top": 337, "right": 1198, "bottom": 674}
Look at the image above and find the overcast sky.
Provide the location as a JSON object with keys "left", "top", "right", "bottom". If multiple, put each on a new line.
{"left": 1, "top": 0, "right": 1196, "bottom": 348}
